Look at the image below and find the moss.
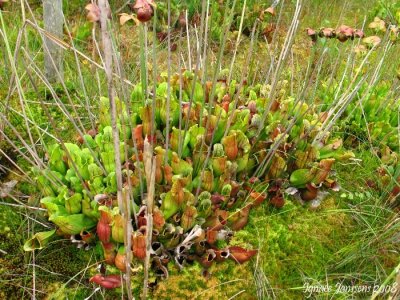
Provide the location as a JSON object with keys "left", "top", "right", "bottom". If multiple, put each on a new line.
{"left": 18, "top": 181, "right": 38, "bottom": 198}
{"left": 0, "top": 205, "right": 25, "bottom": 299}
{"left": 0, "top": 204, "right": 104, "bottom": 299}
{"left": 226, "top": 197, "right": 353, "bottom": 299}
{"left": 153, "top": 262, "right": 256, "bottom": 300}
{"left": 35, "top": 242, "right": 93, "bottom": 277}
{"left": 0, "top": 140, "right": 16, "bottom": 180}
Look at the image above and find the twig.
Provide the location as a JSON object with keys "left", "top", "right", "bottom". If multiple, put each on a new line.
{"left": 98, "top": 0, "right": 129, "bottom": 297}
{"left": 142, "top": 138, "right": 156, "bottom": 300}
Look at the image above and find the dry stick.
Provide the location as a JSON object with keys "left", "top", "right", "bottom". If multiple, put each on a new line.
{"left": 228, "top": 290, "right": 245, "bottom": 300}
{"left": 252, "top": 51, "right": 331, "bottom": 178}
{"left": 205, "top": 0, "right": 237, "bottom": 114}
{"left": 62, "top": 14, "right": 96, "bottom": 130}
{"left": 194, "top": 0, "right": 238, "bottom": 144}
{"left": 92, "top": 23, "right": 103, "bottom": 94}
{"left": 97, "top": 0, "right": 128, "bottom": 297}
{"left": 256, "top": 0, "right": 302, "bottom": 139}
{"left": 282, "top": 51, "right": 325, "bottom": 144}
{"left": 262, "top": 0, "right": 285, "bottom": 84}
{"left": 0, "top": 16, "right": 39, "bottom": 161}
{"left": 98, "top": 0, "right": 123, "bottom": 204}
{"left": 227, "top": 0, "right": 247, "bottom": 84}
{"left": 23, "top": 20, "right": 134, "bottom": 88}
{"left": 0, "top": 148, "right": 34, "bottom": 183}
{"left": 115, "top": 0, "right": 131, "bottom": 14}
{"left": 319, "top": 44, "right": 380, "bottom": 136}
{"left": 32, "top": 80, "right": 95, "bottom": 197}
{"left": 109, "top": 22, "right": 142, "bottom": 227}
{"left": 314, "top": 42, "right": 387, "bottom": 144}
{"left": 262, "top": 36, "right": 275, "bottom": 84}
{"left": 177, "top": 31, "right": 184, "bottom": 156}
{"left": 74, "top": 251, "right": 96, "bottom": 300}
{"left": 269, "top": 0, "right": 300, "bottom": 94}
{"left": 376, "top": 78, "right": 399, "bottom": 115}
{"left": 149, "top": 15, "right": 157, "bottom": 151}
{"left": 20, "top": 100, "right": 92, "bottom": 109}
{"left": 32, "top": 236, "right": 36, "bottom": 300}
{"left": 20, "top": 0, "right": 28, "bottom": 47}
{"left": 334, "top": 46, "right": 354, "bottom": 102}
{"left": 3, "top": 105, "right": 58, "bottom": 141}
{"left": 0, "top": 126, "right": 48, "bottom": 176}
{"left": 223, "top": 20, "right": 258, "bottom": 138}
{"left": 251, "top": 61, "right": 260, "bottom": 87}
{"left": 142, "top": 138, "right": 156, "bottom": 300}
{"left": 139, "top": 23, "right": 148, "bottom": 100}
{"left": 108, "top": 16, "right": 136, "bottom": 297}
{"left": 177, "top": 0, "right": 208, "bottom": 157}
{"left": 285, "top": 48, "right": 328, "bottom": 132}
{"left": 185, "top": 10, "right": 192, "bottom": 71}
{"left": 304, "top": 49, "right": 328, "bottom": 108}
{"left": 200, "top": 0, "right": 210, "bottom": 82}
{"left": 4, "top": 22, "right": 26, "bottom": 114}
{"left": 20, "top": 217, "right": 51, "bottom": 239}
{"left": 289, "top": 49, "right": 294, "bottom": 96}
{"left": 2, "top": 195, "right": 46, "bottom": 213}
{"left": 23, "top": 1, "right": 86, "bottom": 135}
{"left": 185, "top": 0, "right": 239, "bottom": 175}
{"left": 246, "top": 28, "right": 261, "bottom": 85}
{"left": 0, "top": 115, "right": 52, "bottom": 175}
{"left": 21, "top": 48, "right": 108, "bottom": 177}
{"left": 164, "top": 0, "right": 172, "bottom": 165}
{"left": 348, "top": 44, "right": 393, "bottom": 147}
{"left": 288, "top": 52, "right": 368, "bottom": 162}
{"left": 144, "top": 24, "right": 149, "bottom": 97}
{"left": 4, "top": 40, "right": 44, "bottom": 106}
{"left": 0, "top": 164, "right": 27, "bottom": 182}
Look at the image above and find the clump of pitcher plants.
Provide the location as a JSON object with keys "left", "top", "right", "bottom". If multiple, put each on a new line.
{"left": 25, "top": 70, "right": 353, "bottom": 289}
{"left": 307, "top": 16, "right": 400, "bottom": 47}
{"left": 306, "top": 25, "right": 364, "bottom": 43}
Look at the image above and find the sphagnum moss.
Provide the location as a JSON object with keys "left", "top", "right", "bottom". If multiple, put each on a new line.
{"left": 0, "top": 206, "right": 25, "bottom": 299}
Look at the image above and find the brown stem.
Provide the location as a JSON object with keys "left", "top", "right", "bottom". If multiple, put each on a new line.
{"left": 98, "top": 0, "right": 130, "bottom": 298}
{"left": 142, "top": 138, "right": 156, "bottom": 300}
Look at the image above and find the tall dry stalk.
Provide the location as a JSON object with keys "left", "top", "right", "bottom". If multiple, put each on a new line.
{"left": 98, "top": 0, "right": 131, "bottom": 298}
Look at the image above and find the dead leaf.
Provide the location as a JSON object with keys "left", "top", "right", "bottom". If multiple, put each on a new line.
{"left": 265, "top": 7, "right": 275, "bottom": 16}
{"left": 362, "top": 35, "right": 381, "bottom": 48}
{"left": 368, "top": 17, "right": 386, "bottom": 32}
{"left": 228, "top": 246, "right": 257, "bottom": 264}
{"left": 119, "top": 13, "right": 139, "bottom": 26}
{"left": 0, "top": 180, "right": 18, "bottom": 198}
